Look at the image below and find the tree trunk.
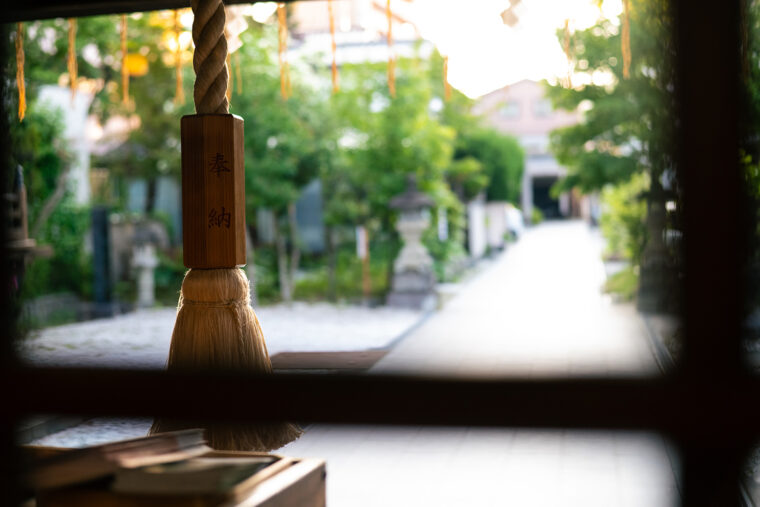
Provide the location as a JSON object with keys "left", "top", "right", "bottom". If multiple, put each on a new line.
{"left": 273, "top": 215, "right": 291, "bottom": 303}
{"left": 287, "top": 202, "right": 300, "bottom": 301}
{"left": 361, "top": 226, "right": 371, "bottom": 304}
{"left": 31, "top": 165, "right": 70, "bottom": 238}
{"left": 326, "top": 226, "right": 337, "bottom": 302}
{"left": 245, "top": 226, "right": 258, "bottom": 306}
{"left": 145, "top": 177, "right": 158, "bottom": 214}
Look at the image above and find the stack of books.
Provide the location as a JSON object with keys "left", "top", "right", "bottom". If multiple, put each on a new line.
{"left": 24, "top": 429, "right": 303, "bottom": 506}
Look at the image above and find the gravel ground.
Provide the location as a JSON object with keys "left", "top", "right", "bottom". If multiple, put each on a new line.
{"left": 24, "top": 302, "right": 423, "bottom": 448}
{"left": 17, "top": 302, "right": 423, "bottom": 369}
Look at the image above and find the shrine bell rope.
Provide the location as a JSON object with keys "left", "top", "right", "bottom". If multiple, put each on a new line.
{"left": 277, "top": 3, "right": 291, "bottom": 100}
{"left": 191, "top": 0, "right": 229, "bottom": 114}
{"left": 68, "top": 18, "right": 78, "bottom": 101}
{"left": 15, "top": 23, "right": 25, "bottom": 122}
{"left": 149, "top": 0, "right": 301, "bottom": 450}
{"left": 386, "top": 0, "right": 395, "bottom": 98}
{"left": 328, "top": 0, "right": 339, "bottom": 93}
{"left": 121, "top": 15, "right": 129, "bottom": 105}
{"left": 621, "top": 0, "right": 631, "bottom": 79}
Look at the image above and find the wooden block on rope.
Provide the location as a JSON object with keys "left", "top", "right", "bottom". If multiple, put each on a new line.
{"left": 181, "top": 113, "right": 246, "bottom": 269}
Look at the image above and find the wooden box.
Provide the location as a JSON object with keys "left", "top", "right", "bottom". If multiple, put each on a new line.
{"left": 181, "top": 114, "right": 247, "bottom": 269}
{"left": 36, "top": 451, "right": 326, "bottom": 507}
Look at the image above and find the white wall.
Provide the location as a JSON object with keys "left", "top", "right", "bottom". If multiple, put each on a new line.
{"left": 37, "top": 85, "right": 94, "bottom": 205}
{"left": 467, "top": 198, "right": 487, "bottom": 259}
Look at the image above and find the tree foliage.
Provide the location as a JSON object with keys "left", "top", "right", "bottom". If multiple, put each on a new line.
{"left": 546, "top": 0, "right": 674, "bottom": 193}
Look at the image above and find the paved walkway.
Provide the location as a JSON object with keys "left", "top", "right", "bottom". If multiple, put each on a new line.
{"left": 31, "top": 221, "right": 678, "bottom": 506}
{"left": 280, "top": 221, "right": 676, "bottom": 506}
{"left": 375, "top": 220, "right": 657, "bottom": 377}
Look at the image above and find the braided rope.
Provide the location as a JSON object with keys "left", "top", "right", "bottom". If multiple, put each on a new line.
{"left": 191, "top": 0, "right": 229, "bottom": 114}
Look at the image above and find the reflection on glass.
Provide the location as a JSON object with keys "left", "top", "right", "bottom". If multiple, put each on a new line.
{"left": 744, "top": 1, "right": 760, "bottom": 372}
{"left": 11, "top": 2, "right": 679, "bottom": 379}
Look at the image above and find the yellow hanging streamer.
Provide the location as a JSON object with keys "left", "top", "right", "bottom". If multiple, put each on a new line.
{"left": 563, "top": 18, "right": 572, "bottom": 88}
{"left": 121, "top": 15, "right": 129, "bottom": 106}
{"left": 226, "top": 50, "right": 233, "bottom": 102}
{"left": 328, "top": 0, "right": 339, "bottom": 93}
{"left": 277, "top": 3, "right": 290, "bottom": 100}
{"left": 386, "top": 0, "right": 395, "bottom": 98}
{"left": 443, "top": 55, "right": 451, "bottom": 102}
{"left": 621, "top": 0, "right": 631, "bottom": 79}
{"left": 235, "top": 50, "right": 242, "bottom": 92}
{"left": 15, "top": 23, "right": 25, "bottom": 122}
{"left": 68, "top": 18, "right": 78, "bottom": 102}
{"left": 175, "top": 10, "right": 185, "bottom": 105}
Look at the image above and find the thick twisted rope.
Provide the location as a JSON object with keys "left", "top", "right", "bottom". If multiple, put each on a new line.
{"left": 191, "top": 0, "right": 229, "bottom": 114}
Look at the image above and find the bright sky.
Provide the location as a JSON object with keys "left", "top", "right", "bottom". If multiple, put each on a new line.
{"left": 408, "top": 0, "right": 623, "bottom": 97}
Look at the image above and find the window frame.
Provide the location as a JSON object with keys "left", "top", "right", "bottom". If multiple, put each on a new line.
{"left": 0, "top": 1, "right": 753, "bottom": 505}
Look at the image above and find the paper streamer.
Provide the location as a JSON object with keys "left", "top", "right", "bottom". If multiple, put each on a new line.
{"left": 443, "top": 55, "right": 451, "bottom": 102}
{"left": 386, "top": 0, "right": 395, "bottom": 98}
{"left": 277, "top": 3, "right": 291, "bottom": 100}
{"left": 15, "top": 23, "right": 25, "bottom": 122}
{"left": 175, "top": 10, "right": 185, "bottom": 105}
{"left": 121, "top": 15, "right": 129, "bottom": 105}
{"left": 563, "top": 18, "right": 572, "bottom": 88}
{"left": 328, "top": 0, "right": 339, "bottom": 93}
{"left": 68, "top": 18, "right": 78, "bottom": 102}
{"left": 621, "top": 0, "right": 631, "bottom": 79}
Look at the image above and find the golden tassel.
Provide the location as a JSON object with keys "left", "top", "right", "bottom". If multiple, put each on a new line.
{"left": 15, "top": 23, "right": 25, "bottom": 122}
{"left": 277, "top": 3, "right": 290, "bottom": 100}
{"left": 443, "top": 55, "right": 451, "bottom": 102}
{"left": 121, "top": 15, "right": 129, "bottom": 106}
{"left": 68, "top": 18, "right": 78, "bottom": 103}
{"left": 621, "top": 0, "right": 631, "bottom": 79}
{"left": 386, "top": 0, "right": 395, "bottom": 98}
{"left": 174, "top": 10, "right": 185, "bottom": 105}
{"left": 328, "top": 0, "right": 339, "bottom": 93}
{"left": 563, "top": 18, "right": 572, "bottom": 88}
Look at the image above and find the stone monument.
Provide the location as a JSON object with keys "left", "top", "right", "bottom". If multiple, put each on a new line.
{"left": 387, "top": 177, "right": 437, "bottom": 310}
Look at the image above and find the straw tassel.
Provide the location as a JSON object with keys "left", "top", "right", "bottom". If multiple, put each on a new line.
{"left": 621, "top": 0, "right": 631, "bottom": 79}
{"left": 328, "top": 0, "right": 339, "bottom": 93}
{"left": 15, "top": 23, "right": 25, "bottom": 122}
{"left": 386, "top": 0, "right": 395, "bottom": 98}
{"left": 68, "top": 18, "right": 78, "bottom": 102}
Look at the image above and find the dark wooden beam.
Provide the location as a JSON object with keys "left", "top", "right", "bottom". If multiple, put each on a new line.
{"left": 6, "top": 366, "right": 760, "bottom": 442}
{"left": 0, "top": 0, "right": 303, "bottom": 23}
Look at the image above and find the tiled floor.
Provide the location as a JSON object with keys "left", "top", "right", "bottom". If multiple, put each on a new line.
{"left": 281, "top": 426, "right": 679, "bottom": 506}
{"left": 280, "top": 221, "right": 678, "bottom": 506}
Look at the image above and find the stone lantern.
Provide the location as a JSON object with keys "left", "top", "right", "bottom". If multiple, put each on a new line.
{"left": 132, "top": 226, "right": 159, "bottom": 309}
{"left": 387, "top": 177, "right": 437, "bottom": 310}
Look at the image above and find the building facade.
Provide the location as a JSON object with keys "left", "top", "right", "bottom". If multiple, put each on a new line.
{"left": 473, "top": 79, "right": 581, "bottom": 223}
